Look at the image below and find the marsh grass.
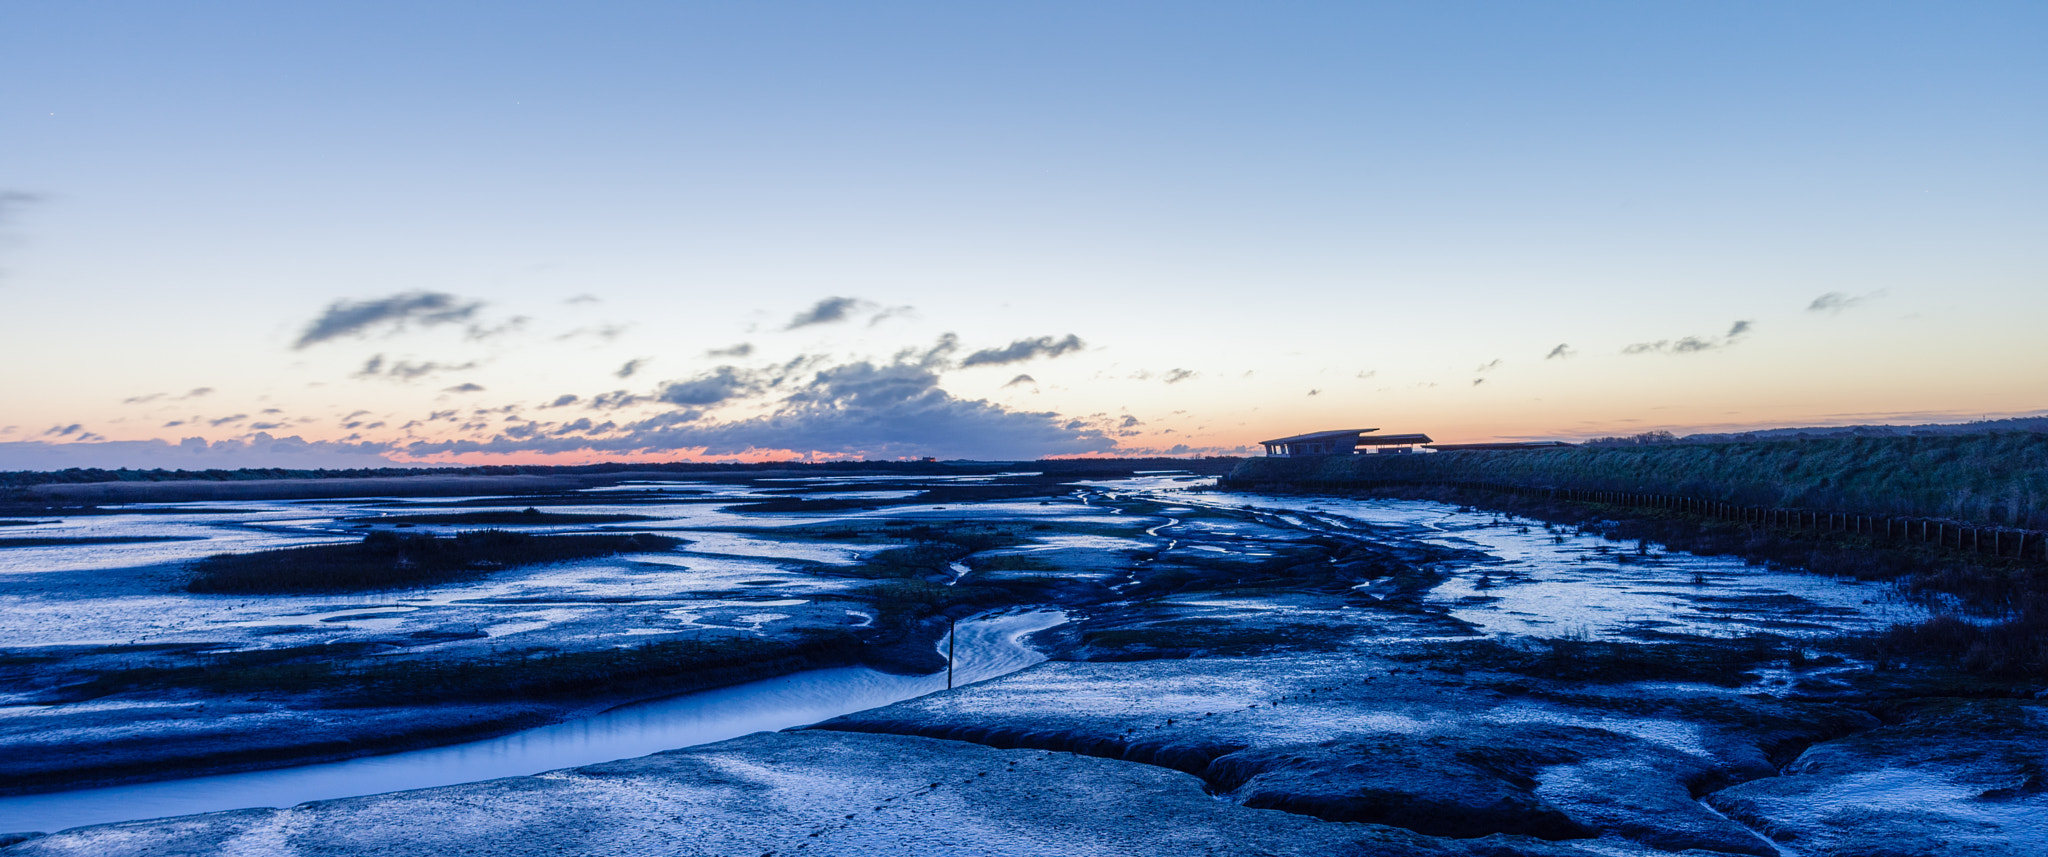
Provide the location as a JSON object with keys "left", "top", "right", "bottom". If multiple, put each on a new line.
{"left": 1233, "top": 432, "right": 2048, "bottom": 528}
{"left": 57, "top": 630, "right": 865, "bottom": 703}
{"left": 188, "top": 530, "right": 683, "bottom": 593}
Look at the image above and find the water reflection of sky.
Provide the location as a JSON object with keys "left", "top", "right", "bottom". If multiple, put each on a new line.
{"left": 1110, "top": 482, "right": 1926, "bottom": 643}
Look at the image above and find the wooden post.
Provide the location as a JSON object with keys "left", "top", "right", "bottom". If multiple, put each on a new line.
{"left": 947, "top": 617, "right": 957, "bottom": 689}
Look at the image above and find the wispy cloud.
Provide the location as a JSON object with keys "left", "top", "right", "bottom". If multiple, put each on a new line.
{"left": 354, "top": 354, "right": 479, "bottom": 381}
{"left": 295, "top": 292, "right": 485, "bottom": 349}
{"left": 444, "top": 383, "right": 486, "bottom": 393}
{"left": 960, "top": 334, "right": 1085, "bottom": 367}
{"left": 1546, "top": 343, "right": 1574, "bottom": 360}
{"left": 1162, "top": 368, "right": 1197, "bottom": 384}
{"left": 1622, "top": 320, "right": 1755, "bottom": 355}
{"left": 1003, "top": 374, "right": 1037, "bottom": 388}
{"left": 616, "top": 359, "right": 646, "bottom": 379}
{"left": 785, "top": 296, "right": 868, "bottom": 329}
{"left": 1807, "top": 291, "right": 1883, "bottom": 314}
{"left": 707, "top": 343, "right": 754, "bottom": 358}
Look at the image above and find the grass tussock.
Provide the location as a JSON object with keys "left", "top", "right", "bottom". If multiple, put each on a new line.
{"left": 188, "top": 530, "right": 682, "bottom": 593}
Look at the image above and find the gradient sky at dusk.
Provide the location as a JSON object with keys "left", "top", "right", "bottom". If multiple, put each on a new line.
{"left": 3, "top": 2, "right": 2043, "bottom": 468}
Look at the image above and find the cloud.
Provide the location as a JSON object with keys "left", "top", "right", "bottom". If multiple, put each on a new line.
{"left": 294, "top": 292, "right": 484, "bottom": 349}
{"left": 1118, "top": 415, "right": 1141, "bottom": 428}
{"left": 444, "top": 383, "right": 486, "bottom": 393}
{"left": 868, "top": 305, "right": 917, "bottom": 327}
{"left": 401, "top": 352, "right": 1113, "bottom": 461}
{"left": 565, "top": 294, "right": 601, "bottom": 304}
{"left": 707, "top": 343, "right": 754, "bottom": 358}
{"left": 354, "top": 354, "right": 479, "bottom": 381}
{"left": 1475, "top": 358, "right": 1503, "bottom": 373}
{"left": 0, "top": 434, "right": 399, "bottom": 470}
{"left": 785, "top": 296, "right": 868, "bottom": 329}
{"left": 656, "top": 366, "right": 760, "bottom": 406}
{"left": 1472, "top": 378, "right": 1486, "bottom": 386}
{"left": 1546, "top": 344, "right": 1574, "bottom": 360}
{"left": 44, "top": 424, "right": 83, "bottom": 437}
{"left": 1356, "top": 370, "right": 1376, "bottom": 379}
{"left": 616, "top": 359, "right": 646, "bottom": 379}
{"left": 1807, "top": 291, "right": 1882, "bottom": 314}
{"left": 544, "top": 394, "right": 580, "bottom": 408}
{"left": 1306, "top": 389, "right": 1321, "bottom": 397}
{"left": 1622, "top": 320, "right": 1754, "bottom": 355}
{"left": 0, "top": 191, "right": 44, "bottom": 223}
{"left": 588, "top": 390, "right": 647, "bottom": 410}
{"left": 961, "top": 335, "right": 1085, "bottom": 367}
{"left": 1162, "top": 368, "right": 1197, "bottom": 384}
{"left": 121, "top": 387, "right": 214, "bottom": 406}
{"left": 208, "top": 414, "right": 248, "bottom": 427}
{"left": 1003, "top": 374, "right": 1037, "bottom": 388}
{"left": 556, "top": 324, "right": 628, "bottom": 342}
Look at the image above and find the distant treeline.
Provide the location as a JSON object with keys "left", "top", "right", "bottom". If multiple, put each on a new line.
{"left": 1228, "top": 432, "right": 2048, "bottom": 530}
{"left": 0, "top": 456, "right": 1241, "bottom": 490}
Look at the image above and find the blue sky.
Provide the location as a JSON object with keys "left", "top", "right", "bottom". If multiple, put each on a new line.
{"left": 2, "top": 2, "right": 2043, "bottom": 468}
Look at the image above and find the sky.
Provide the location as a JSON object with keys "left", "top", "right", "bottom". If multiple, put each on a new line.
{"left": 2, "top": 1, "right": 2044, "bottom": 469}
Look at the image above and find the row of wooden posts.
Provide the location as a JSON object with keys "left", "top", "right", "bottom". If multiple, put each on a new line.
{"left": 1223, "top": 477, "right": 2046, "bottom": 562}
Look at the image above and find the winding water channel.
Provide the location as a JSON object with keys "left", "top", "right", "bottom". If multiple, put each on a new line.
{"left": 0, "top": 610, "right": 1064, "bottom": 834}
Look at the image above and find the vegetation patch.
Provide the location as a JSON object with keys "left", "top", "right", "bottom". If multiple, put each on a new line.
{"left": 347, "top": 508, "right": 662, "bottom": 526}
{"left": 187, "top": 530, "right": 683, "bottom": 593}
{"left": 1402, "top": 636, "right": 1790, "bottom": 687}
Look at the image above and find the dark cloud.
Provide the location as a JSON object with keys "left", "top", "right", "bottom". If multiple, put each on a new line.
{"left": 444, "top": 383, "right": 486, "bottom": 393}
{"left": 294, "top": 292, "right": 484, "bottom": 349}
{"left": 44, "top": 424, "right": 83, "bottom": 437}
{"left": 785, "top": 296, "right": 867, "bottom": 329}
{"left": 1546, "top": 344, "right": 1574, "bottom": 360}
{"left": 1622, "top": 320, "right": 1754, "bottom": 355}
{"left": 657, "top": 366, "right": 759, "bottom": 406}
{"left": 960, "top": 334, "right": 1085, "bottom": 367}
{"left": 707, "top": 343, "right": 755, "bottom": 358}
{"left": 589, "top": 390, "right": 647, "bottom": 410}
{"left": 1003, "top": 374, "right": 1037, "bottom": 388}
{"left": 1475, "top": 359, "right": 1503, "bottom": 373}
{"left": 1306, "top": 389, "right": 1321, "bottom": 397}
{"left": 1162, "top": 368, "right": 1197, "bottom": 384}
{"left": 208, "top": 414, "right": 248, "bottom": 427}
{"left": 1472, "top": 378, "right": 1486, "bottom": 386}
{"left": 1118, "top": 415, "right": 1141, "bottom": 428}
{"left": 544, "top": 394, "right": 580, "bottom": 408}
{"left": 616, "top": 359, "right": 646, "bottom": 379}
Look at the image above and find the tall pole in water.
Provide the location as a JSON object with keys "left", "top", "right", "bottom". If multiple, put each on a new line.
{"left": 947, "top": 617, "right": 956, "bottom": 689}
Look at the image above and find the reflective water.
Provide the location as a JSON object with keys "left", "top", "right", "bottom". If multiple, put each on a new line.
{"left": 0, "top": 610, "right": 1063, "bottom": 833}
